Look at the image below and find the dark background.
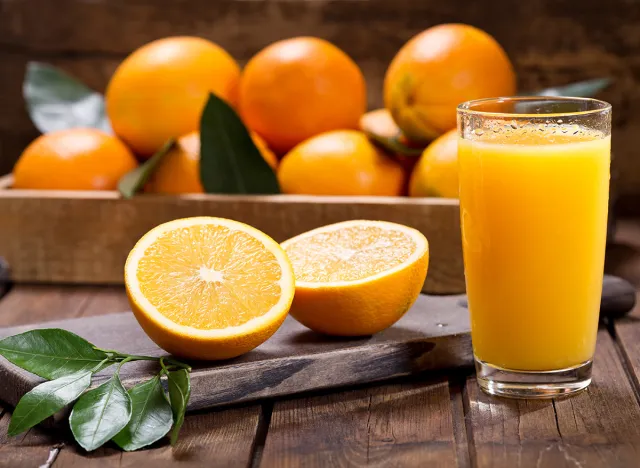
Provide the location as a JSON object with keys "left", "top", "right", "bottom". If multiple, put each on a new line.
{"left": 0, "top": 0, "right": 638, "bottom": 200}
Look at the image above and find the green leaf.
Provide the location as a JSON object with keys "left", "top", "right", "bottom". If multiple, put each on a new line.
{"left": 8, "top": 372, "right": 92, "bottom": 436}
{"left": 200, "top": 93, "right": 280, "bottom": 194}
{"left": 167, "top": 369, "right": 191, "bottom": 445}
{"left": 24, "top": 62, "right": 112, "bottom": 134}
{"left": 112, "top": 376, "right": 173, "bottom": 451}
{"left": 70, "top": 373, "right": 132, "bottom": 451}
{"left": 0, "top": 329, "right": 108, "bottom": 380}
{"left": 524, "top": 78, "right": 611, "bottom": 98}
{"left": 118, "top": 139, "right": 175, "bottom": 198}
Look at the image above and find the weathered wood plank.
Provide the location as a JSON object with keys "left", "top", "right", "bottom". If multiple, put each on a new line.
{"left": 0, "top": 408, "right": 61, "bottom": 468}
{"left": 0, "top": 285, "right": 97, "bottom": 326}
{"left": 465, "top": 329, "right": 640, "bottom": 467}
{"left": 448, "top": 378, "right": 471, "bottom": 468}
{"left": 260, "top": 379, "right": 459, "bottom": 467}
{"left": 553, "top": 332, "right": 640, "bottom": 466}
{"left": 54, "top": 406, "right": 263, "bottom": 468}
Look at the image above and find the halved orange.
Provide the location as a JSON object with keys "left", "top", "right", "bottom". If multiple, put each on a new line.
{"left": 282, "top": 220, "right": 429, "bottom": 336}
{"left": 125, "top": 217, "right": 295, "bottom": 360}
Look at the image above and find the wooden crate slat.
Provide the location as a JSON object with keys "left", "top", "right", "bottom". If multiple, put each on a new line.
{"left": 0, "top": 184, "right": 464, "bottom": 293}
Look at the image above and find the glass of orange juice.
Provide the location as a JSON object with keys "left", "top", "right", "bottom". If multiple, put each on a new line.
{"left": 457, "top": 97, "right": 612, "bottom": 398}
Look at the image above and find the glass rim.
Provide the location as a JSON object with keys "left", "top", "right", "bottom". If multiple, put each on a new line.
{"left": 457, "top": 96, "right": 612, "bottom": 118}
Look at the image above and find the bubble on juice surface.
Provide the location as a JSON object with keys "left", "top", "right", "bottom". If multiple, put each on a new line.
{"left": 471, "top": 122, "right": 606, "bottom": 145}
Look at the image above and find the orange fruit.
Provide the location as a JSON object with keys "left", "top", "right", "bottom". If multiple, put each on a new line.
{"left": 409, "top": 129, "right": 459, "bottom": 198}
{"left": 147, "top": 131, "right": 278, "bottom": 194}
{"left": 277, "top": 130, "right": 404, "bottom": 196}
{"left": 12, "top": 128, "right": 137, "bottom": 190}
{"left": 282, "top": 220, "right": 429, "bottom": 336}
{"left": 384, "top": 24, "right": 516, "bottom": 143}
{"left": 359, "top": 108, "right": 403, "bottom": 141}
{"left": 106, "top": 37, "right": 240, "bottom": 157}
{"left": 239, "top": 37, "right": 367, "bottom": 154}
{"left": 125, "top": 217, "right": 295, "bottom": 360}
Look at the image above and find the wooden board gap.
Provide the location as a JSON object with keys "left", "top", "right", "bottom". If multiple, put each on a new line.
{"left": 250, "top": 403, "right": 273, "bottom": 468}
{"left": 460, "top": 379, "right": 478, "bottom": 468}
{"left": 449, "top": 376, "right": 472, "bottom": 468}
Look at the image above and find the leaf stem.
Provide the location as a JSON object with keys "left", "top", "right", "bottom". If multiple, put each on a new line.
{"left": 90, "top": 358, "right": 111, "bottom": 373}
{"left": 93, "top": 347, "right": 191, "bottom": 372}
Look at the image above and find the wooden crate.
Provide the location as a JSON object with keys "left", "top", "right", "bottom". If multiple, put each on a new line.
{"left": 0, "top": 175, "right": 464, "bottom": 294}
{"left": 1, "top": 0, "right": 639, "bottom": 200}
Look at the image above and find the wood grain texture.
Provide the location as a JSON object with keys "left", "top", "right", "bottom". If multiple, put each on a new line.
{"left": 1, "top": 0, "right": 639, "bottom": 195}
{"left": 261, "top": 379, "right": 459, "bottom": 467}
{"left": 0, "top": 185, "right": 463, "bottom": 293}
{"left": 0, "top": 294, "right": 472, "bottom": 412}
{"left": 609, "top": 217, "right": 640, "bottom": 405}
{"left": 465, "top": 329, "right": 640, "bottom": 468}
{"left": 54, "top": 406, "right": 263, "bottom": 468}
{"left": 0, "top": 411, "right": 60, "bottom": 468}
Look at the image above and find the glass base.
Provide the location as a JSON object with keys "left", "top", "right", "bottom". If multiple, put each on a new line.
{"left": 475, "top": 357, "right": 592, "bottom": 399}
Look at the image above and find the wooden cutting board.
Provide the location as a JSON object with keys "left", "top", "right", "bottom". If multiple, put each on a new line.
{"left": 0, "top": 294, "right": 472, "bottom": 412}
{"left": 0, "top": 275, "right": 635, "bottom": 414}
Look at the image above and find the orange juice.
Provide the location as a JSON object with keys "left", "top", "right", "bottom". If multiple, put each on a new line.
{"left": 459, "top": 126, "right": 610, "bottom": 371}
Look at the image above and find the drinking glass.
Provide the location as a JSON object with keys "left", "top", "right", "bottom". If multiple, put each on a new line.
{"left": 457, "top": 97, "right": 612, "bottom": 398}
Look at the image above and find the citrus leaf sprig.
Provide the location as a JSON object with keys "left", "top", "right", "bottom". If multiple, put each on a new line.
{"left": 0, "top": 329, "right": 191, "bottom": 452}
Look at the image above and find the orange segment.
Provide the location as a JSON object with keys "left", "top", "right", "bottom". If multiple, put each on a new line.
{"left": 125, "top": 217, "right": 294, "bottom": 360}
{"left": 282, "top": 221, "right": 429, "bottom": 336}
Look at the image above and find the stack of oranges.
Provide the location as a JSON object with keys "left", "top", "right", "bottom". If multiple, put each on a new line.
{"left": 13, "top": 25, "right": 516, "bottom": 199}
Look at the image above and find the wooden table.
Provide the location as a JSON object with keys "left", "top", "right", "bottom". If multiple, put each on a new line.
{"left": 1, "top": 220, "right": 640, "bottom": 468}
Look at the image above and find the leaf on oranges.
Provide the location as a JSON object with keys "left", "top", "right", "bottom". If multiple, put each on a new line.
{"left": 118, "top": 139, "right": 176, "bottom": 199}
{"left": 200, "top": 93, "right": 280, "bottom": 194}
{"left": 24, "top": 62, "right": 112, "bottom": 134}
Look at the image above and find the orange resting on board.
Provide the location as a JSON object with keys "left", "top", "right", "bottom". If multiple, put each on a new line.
{"left": 282, "top": 220, "right": 429, "bottom": 336}
{"left": 125, "top": 217, "right": 295, "bottom": 360}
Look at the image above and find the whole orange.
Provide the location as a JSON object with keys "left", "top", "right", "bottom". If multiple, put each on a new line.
{"left": 147, "top": 131, "right": 278, "bottom": 194}
{"left": 106, "top": 37, "right": 240, "bottom": 157}
{"left": 409, "top": 129, "right": 459, "bottom": 198}
{"left": 239, "top": 37, "right": 367, "bottom": 154}
{"left": 13, "top": 128, "right": 137, "bottom": 190}
{"left": 384, "top": 24, "right": 516, "bottom": 143}
{"left": 277, "top": 130, "right": 404, "bottom": 196}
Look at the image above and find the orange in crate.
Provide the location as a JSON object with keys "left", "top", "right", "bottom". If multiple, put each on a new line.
{"left": 13, "top": 128, "right": 137, "bottom": 191}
